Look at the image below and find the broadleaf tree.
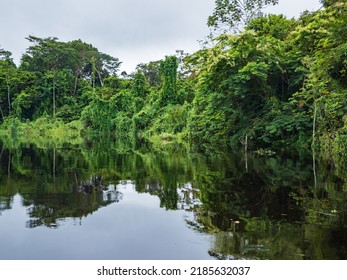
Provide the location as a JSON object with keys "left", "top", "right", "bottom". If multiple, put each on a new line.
{"left": 208, "top": 0, "right": 279, "bottom": 32}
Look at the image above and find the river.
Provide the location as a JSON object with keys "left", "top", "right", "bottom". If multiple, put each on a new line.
{"left": 0, "top": 138, "right": 346, "bottom": 259}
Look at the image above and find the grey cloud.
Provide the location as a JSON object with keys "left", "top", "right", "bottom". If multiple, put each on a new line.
{"left": 1, "top": 0, "right": 321, "bottom": 72}
{"left": 1, "top": 0, "right": 214, "bottom": 70}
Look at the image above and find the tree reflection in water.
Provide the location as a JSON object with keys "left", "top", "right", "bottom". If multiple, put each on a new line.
{"left": 24, "top": 178, "right": 123, "bottom": 229}
{"left": 0, "top": 139, "right": 346, "bottom": 259}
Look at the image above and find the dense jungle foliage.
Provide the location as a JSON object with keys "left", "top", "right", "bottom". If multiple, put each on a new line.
{"left": 1, "top": 1, "right": 347, "bottom": 157}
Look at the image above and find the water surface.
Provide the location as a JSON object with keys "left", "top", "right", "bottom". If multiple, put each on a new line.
{"left": 0, "top": 140, "right": 346, "bottom": 259}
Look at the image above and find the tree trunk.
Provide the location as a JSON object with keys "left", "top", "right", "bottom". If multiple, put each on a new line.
{"left": 0, "top": 104, "right": 4, "bottom": 120}
{"left": 312, "top": 103, "right": 317, "bottom": 149}
{"left": 312, "top": 103, "right": 317, "bottom": 188}
{"left": 244, "top": 133, "right": 248, "bottom": 172}
{"left": 52, "top": 78, "right": 56, "bottom": 118}
{"left": 6, "top": 77, "right": 11, "bottom": 115}
{"left": 73, "top": 75, "right": 78, "bottom": 95}
{"left": 96, "top": 69, "right": 103, "bottom": 87}
{"left": 312, "top": 150, "right": 317, "bottom": 189}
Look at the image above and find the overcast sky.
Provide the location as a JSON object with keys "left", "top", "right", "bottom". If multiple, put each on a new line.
{"left": 0, "top": 0, "right": 321, "bottom": 73}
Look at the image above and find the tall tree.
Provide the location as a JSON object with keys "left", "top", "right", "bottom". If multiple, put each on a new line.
{"left": 65, "top": 39, "right": 97, "bottom": 95}
{"left": 21, "top": 36, "right": 74, "bottom": 118}
{"left": 0, "top": 49, "right": 16, "bottom": 116}
{"left": 136, "top": 60, "right": 162, "bottom": 87}
{"left": 160, "top": 56, "right": 178, "bottom": 106}
{"left": 208, "top": 0, "right": 279, "bottom": 32}
{"left": 20, "top": 36, "right": 121, "bottom": 119}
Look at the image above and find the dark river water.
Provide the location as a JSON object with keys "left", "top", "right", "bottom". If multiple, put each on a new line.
{"left": 0, "top": 139, "right": 346, "bottom": 260}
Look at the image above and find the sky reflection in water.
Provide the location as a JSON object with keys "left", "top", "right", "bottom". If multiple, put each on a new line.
{"left": 0, "top": 142, "right": 346, "bottom": 260}
{"left": 0, "top": 182, "right": 213, "bottom": 260}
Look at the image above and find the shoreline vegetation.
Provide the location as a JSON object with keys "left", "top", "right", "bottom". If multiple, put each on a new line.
{"left": 1, "top": 1, "right": 347, "bottom": 160}
{"left": 0, "top": 117, "right": 83, "bottom": 147}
